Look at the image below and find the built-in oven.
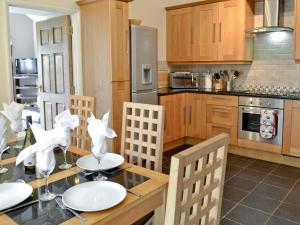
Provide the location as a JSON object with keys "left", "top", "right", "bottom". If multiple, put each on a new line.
{"left": 238, "top": 97, "right": 284, "bottom": 145}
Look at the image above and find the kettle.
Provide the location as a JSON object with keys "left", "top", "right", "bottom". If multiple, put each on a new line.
{"left": 203, "top": 72, "right": 213, "bottom": 90}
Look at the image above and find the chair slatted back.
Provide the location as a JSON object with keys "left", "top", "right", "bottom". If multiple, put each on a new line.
{"left": 121, "top": 102, "right": 164, "bottom": 172}
{"left": 70, "top": 95, "right": 95, "bottom": 149}
{"left": 165, "top": 133, "right": 229, "bottom": 225}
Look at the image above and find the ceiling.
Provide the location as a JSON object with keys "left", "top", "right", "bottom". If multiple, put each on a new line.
{"left": 9, "top": 6, "right": 64, "bottom": 21}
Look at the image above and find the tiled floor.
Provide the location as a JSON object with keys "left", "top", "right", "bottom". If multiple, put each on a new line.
{"left": 163, "top": 146, "right": 300, "bottom": 225}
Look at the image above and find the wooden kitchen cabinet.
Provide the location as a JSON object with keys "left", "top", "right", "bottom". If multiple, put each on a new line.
{"left": 166, "top": 0, "right": 254, "bottom": 63}
{"left": 78, "top": 0, "right": 131, "bottom": 153}
{"left": 166, "top": 8, "right": 193, "bottom": 62}
{"left": 295, "top": 0, "right": 300, "bottom": 62}
{"left": 206, "top": 95, "right": 238, "bottom": 145}
{"left": 192, "top": 3, "right": 219, "bottom": 61}
{"left": 186, "top": 93, "right": 207, "bottom": 139}
{"left": 160, "top": 94, "right": 186, "bottom": 143}
{"left": 283, "top": 100, "right": 300, "bottom": 157}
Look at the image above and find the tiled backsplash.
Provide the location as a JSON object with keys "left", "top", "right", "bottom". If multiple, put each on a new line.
{"left": 158, "top": 0, "right": 300, "bottom": 89}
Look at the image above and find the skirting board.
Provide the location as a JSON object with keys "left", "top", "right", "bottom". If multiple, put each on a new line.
{"left": 164, "top": 137, "right": 300, "bottom": 168}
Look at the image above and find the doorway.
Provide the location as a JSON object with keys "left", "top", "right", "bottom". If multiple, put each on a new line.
{"left": 7, "top": 5, "right": 82, "bottom": 129}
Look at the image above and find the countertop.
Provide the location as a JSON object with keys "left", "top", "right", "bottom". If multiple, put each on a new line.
{"left": 158, "top": 88, "right": 300, "bottom": 100}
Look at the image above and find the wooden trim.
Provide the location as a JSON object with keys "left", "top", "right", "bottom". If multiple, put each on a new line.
{"left": 77, "top": 0, "right": 133, "bottom": 6}
{"left": 167, "top": 61, "right": 253, "bottom": 65}
{"left": 238, "top": 139, "right": 282, "bottom": 154}
{"left": 283, "top": 100, "right": 293, "bottom": 155}
{"left": 229, "top": 145, "right": 300, "bottom": 168}
{"left": 163, "top": 138, "right": 186, "bottom": 152}
{"left": 165, "top": 0, "right": 260, "bottom": 10}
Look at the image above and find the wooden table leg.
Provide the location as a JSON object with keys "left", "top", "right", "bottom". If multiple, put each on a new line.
{"left": 153, "top": 188, "right": 167, "bottom": 225}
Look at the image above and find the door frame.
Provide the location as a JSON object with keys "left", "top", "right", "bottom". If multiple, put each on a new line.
{"left": 1, "top": 0, "right": 83, "bottom": 105}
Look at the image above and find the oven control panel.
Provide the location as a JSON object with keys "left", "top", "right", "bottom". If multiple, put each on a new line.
{"left": 239, "top": 97, "right": 284, "bottom": 109}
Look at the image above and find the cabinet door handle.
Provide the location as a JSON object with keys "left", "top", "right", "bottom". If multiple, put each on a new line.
{"left": 189, "top": 106, "right": 192, "bottom": 125}
{"left": 126, "top": 30, "right": 129, "bottom": 54}
{"left": 184, "top": 106, "right": 187, "bottom": 125}
{"left": 212, "top": 106, "right": 230, "bottom": 114}
{"left": 219, "top": 22, "right": 222, "bottom": 42}
{"left": 191, "top": 26, "right": 194, "bottom": 44}
{"left": 213, "top": 23, "right": 216, "bottom": 43}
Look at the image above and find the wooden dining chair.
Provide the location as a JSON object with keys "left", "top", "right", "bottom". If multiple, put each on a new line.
{"left": 69, "top": 95, "right": 95, "bottom": 149}
{"left": 164, "top": 133, "right": 229, "bottom": 225}
{"left": 121, "top": 102, "right": 165, "bottom": 172}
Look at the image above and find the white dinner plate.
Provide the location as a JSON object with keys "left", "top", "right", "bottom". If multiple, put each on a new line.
{"left": 76, "top": 153, "right": 124, "bottom": 171}
{"left": 62, "top": 181, "right": 127, "bottom": 212}
{"left": 0, "top": 183, "right": 33, "bottom": 211}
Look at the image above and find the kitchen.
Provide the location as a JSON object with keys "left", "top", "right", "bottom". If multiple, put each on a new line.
{"left": 0, "top": 0, "right": 300, "bottom": 225}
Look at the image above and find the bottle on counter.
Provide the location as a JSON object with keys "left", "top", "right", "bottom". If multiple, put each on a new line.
{"left": 23, "top": 116, "right": 36, "bottom": 173}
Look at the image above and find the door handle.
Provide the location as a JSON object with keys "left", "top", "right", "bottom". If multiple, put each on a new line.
{"left": 191, "top": 26, "right": 194, "bottom": 44}
{"left": 219, "top": 22, "right": 222, "bottom": 42}
{"left": 189, "top": 106, "right": 192, "bottom": 125}
{"left": 213, "top": 23, "right": 216, "bottom": 43}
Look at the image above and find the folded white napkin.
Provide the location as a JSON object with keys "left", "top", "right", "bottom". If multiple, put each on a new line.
{"left": 0, "top": 116, "right": 7, "bottom": 151}
{"left": 55, "top": 110, "right": 79, "bottom": 147}
{"left": 87, "top": 112, "right": 117, "bottom": 157}
{"left": 16, "top": 125, "right": 64, "bottom": 169}
{"left": 1, "top": 102, "right": 24, "bottom": 133}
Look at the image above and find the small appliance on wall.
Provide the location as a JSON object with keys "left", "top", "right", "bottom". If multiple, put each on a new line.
{"left": 130, "top": 25, "right": 158, "bottom": 105}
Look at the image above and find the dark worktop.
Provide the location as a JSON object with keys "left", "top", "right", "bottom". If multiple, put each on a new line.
{"left": 158, "top": 88, "right": 300, "bottom": 100}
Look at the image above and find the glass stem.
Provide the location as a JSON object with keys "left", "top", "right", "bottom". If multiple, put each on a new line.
{"left": 63, "top": 149, "right": 67, "bottom": 164}
{"left": 45, "top": 175, "right": 50, "bottom": 195}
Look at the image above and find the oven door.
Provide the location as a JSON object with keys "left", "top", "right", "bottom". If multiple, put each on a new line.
{"left": 238, "top": 106, "right": 283, "bottom": 145}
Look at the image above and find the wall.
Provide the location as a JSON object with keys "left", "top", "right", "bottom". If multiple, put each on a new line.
{"left": 9, "top": 13, "right": 35, "bottom": 59}
{"left": 129, "top": 0, "right": 202, "bottom": 61}
{"left": 0, "top": 0, "right": 79, "bottom": 107}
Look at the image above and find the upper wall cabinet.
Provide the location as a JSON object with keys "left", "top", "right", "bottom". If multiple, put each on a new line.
{"left": 166, "top": 8, "right": 193, "bottom": 62}
{"left": 166, "top": 0, "right": 254, "bottom": 64}
{"left": 295, "top": 0, "right": 300, "bottom": 62}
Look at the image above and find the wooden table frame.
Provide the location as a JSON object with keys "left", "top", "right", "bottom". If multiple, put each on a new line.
{"left": 1, "top": 146, "right": 169, "bottom": 225}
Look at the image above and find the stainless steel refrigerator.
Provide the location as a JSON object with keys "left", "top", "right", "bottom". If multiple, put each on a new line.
{"left": 130, "top": 25, "right": 158, "bottom": 105}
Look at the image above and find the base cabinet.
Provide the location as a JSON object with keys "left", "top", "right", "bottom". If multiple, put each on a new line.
{"left": 283, "top": 100, "right": 300, "bottom": 157}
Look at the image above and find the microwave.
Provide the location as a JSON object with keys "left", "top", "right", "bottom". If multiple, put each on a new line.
{"left": 169, "top": 72, "right": 199, "bottom": 89}
{"left": 15, "top": 58, "right": 38, "bottom": 75}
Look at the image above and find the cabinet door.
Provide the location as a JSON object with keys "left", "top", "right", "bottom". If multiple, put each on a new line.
{"left": 112, "top": 81, "right": 130, "bottom": 153}
{"left": 193, "top": 3, "right": 219, "bottom": 61}
{"left": 186, "top": 93, "right": 206, "bottom": 139}
{"left": 160, "top": 95, "right": 174, "bottom": 143}
{"left": 207, "top": 123, "right": 237, "bottom": 145}
{"left": 111, "top": 1, "right": 130, "bottom": 81}
{"left": 295, "top": 0, "right": 300, "bottom": 61}
{"left": 172, "top": 94, "right": 187, "bottom": 140}
{"left": 166, "top": 8, "right": 193, "bottom": 62}
{"left": 218, "top": 0, "right": 244, "bottom": 61}
{"left": 207, "top": 105, "right": 238, "bottom": 126}
{"left": 283, "top": 101, "right": 300, "bottom": 157}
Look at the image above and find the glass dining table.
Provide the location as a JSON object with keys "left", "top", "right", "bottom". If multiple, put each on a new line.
{"left": 0, "top": 141, "right": 169, "bottom": 225}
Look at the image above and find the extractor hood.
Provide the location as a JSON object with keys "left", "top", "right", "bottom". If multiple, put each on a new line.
{"left": 245, "top": 0, "right": 293, "bottom": 33}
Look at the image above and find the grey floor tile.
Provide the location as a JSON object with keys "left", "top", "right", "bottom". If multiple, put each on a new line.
{"left": 226, "top": 176, "right": 258, "bottom": 192}
{"left": 241, "top": 193, "right": 280, "bottom": 213}
{"left": 222, "top": 199, "right": 237, "bottom": 217}
{"left": 284, "top": 190, "right": 300, "bottom": 207}
{"left": 266, "top": 216, "right": 300, "bottom": 225}
{"left": 162, "top": 166, "right": 170, "bottom": 175}
{"left": 227, "top": 204, "right": 270, "bottom": 225}
{"left": 237, "top": 168, "right": 267, "bottom": 182}
{"left": 221, "top": 218, "right": 242, "bottom": 225}
{"left": 225, "top": 165, "right": 243, "bottom": 181}
{"left": 263, "top": 175, "right": 296, "bottom": 189}
{"left": 227, "top": 156, "right": 254, "bottom": 168}
{"left": 252, "top": 183, "right": 289, "bottom": 201}
{"left": 247, "top": 160, "right": 278, "bottom": 174}
{"left": 274, "top": 203, "right": 300, "bottom": 224}
{"left": 272, "top": 165, "right": 300, "bottom": 180}
{"left": 223, "top": 186, "right": 250, "bottom": 202}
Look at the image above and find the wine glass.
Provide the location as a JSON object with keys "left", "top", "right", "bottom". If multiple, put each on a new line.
{"left": 58, "top": 130, "right": 72, "bottom": 170}
{"left": 91, "top": 141, "right": 107, "bottom": 181}
{"left": 36, "top": 150, "right": 56, "bottom": 201}
{"left": 12, "top": 120, "right": 23, "bottom": 149}
{"left": 0, "top": 143, "right": 9, "bottom": 174}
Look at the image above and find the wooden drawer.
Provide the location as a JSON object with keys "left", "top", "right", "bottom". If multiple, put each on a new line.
{"left": 206, "top": 95, "right": 238, "bottom": 107}
{"left": 207, "top": 105, "right": 237, "bottom": 126}
{"left": 207, "top": 123, "right": 237, "bottom": 145}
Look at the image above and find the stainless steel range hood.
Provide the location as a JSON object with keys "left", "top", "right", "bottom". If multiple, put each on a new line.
{"left": 245, "top": 0, "right": 293, "bottom": 33}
